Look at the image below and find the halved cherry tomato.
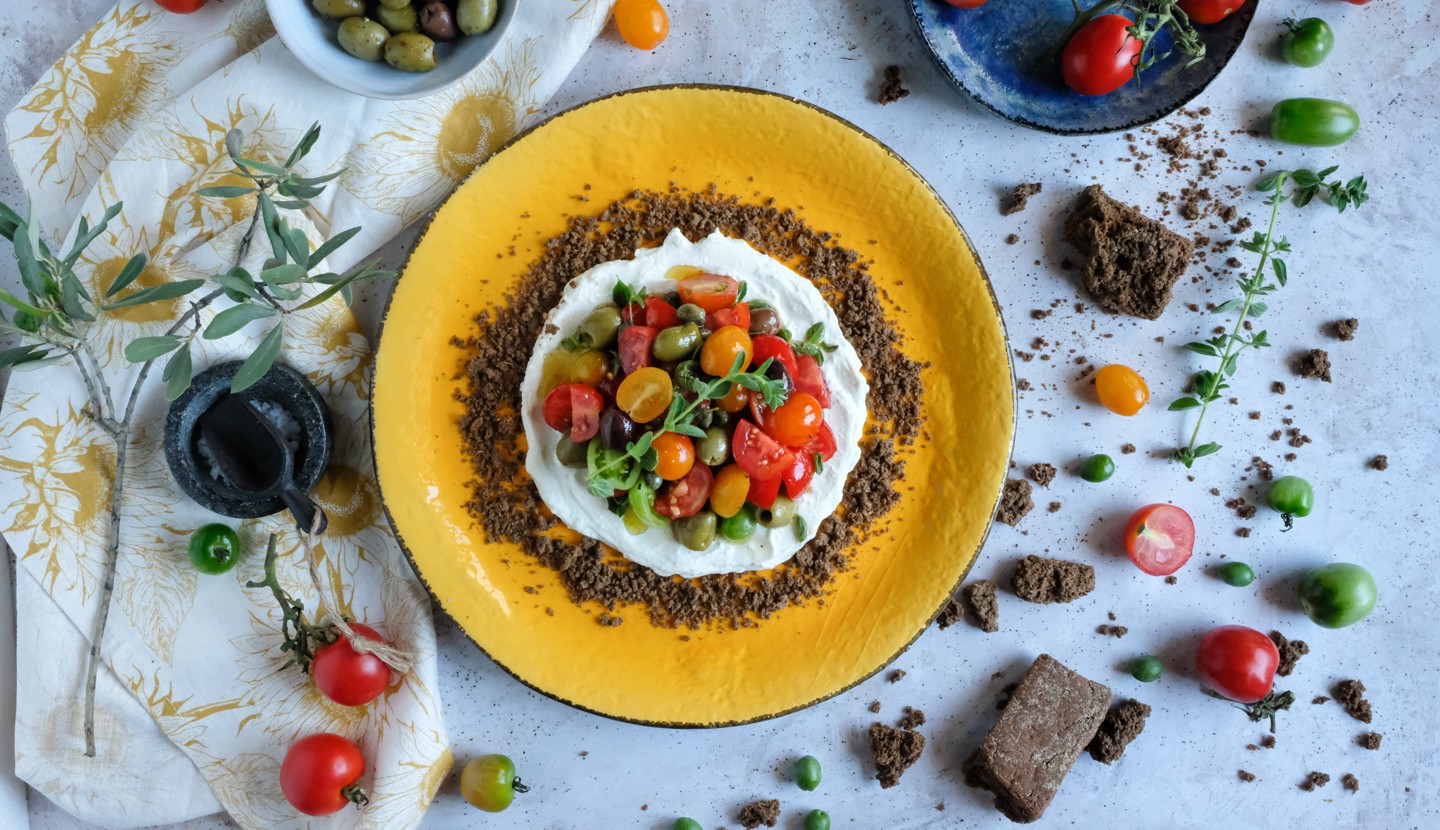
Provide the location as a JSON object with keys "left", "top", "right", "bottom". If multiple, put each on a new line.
{"left": 644, "top": 296, "right": 679, "bottom": 329}
{"left": 793, "top": 354, "right": 831, "bottom": 408}
{"left": 1123, "top": 504, "right": 1195, "bottom": 576}
{"left": 1196, "top": 625, "right": 1278, "bottom": 704}
{"left": 700, "top": 326, "right": 752, "bottom": 376}
{"left": 620, "top": 302, "right": 645, "bottom": 325}
{"left": 803, "top": 422, "right": 838, "bottom": 463}
{"left": 617, "top": 325, "right": 658, "bottom": 375}
{"left": 782, "top": 451, "right": 814, "bottom": 499}
{"left": 710, "top": 465, "right": 750, "bottom": 518}
{"left": 732, "top": 420, "right": 793, "bottom": 482}
{"left": 678, "top": 274, "right": 740, "bottom": 312}
{"left": 751, "top": 334, "right": 799, "bottom": 381}
{"left": 656, "top": 463, "right": 712, "bottom": 519}
{"left": 747, "top": 474, "right": 782, "bottom": 510}
{"left": 705, "top": 302, "right": 750, "bottom": 332}
{"left": 765, "top": 392, "right": 824, "bottom": 447}
{"left": 1177, "top": 0, "right": 1246, "bottom": 24}
{"left": 542, "top": 383, "right": 602, "bottom": 442}
{"left": 1062, "top": 14, "right": 1143, "bottom": 97}
{"left": 615, "top": 366, "right": 673, "bottom": 423}
{"left": 651, "top": 432, "right": 695, "bottom": 481}
{"left": 717, "top": 382, "right": 749, "bottom": 413}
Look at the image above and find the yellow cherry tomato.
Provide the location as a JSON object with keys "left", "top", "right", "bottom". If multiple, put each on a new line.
{"left": 1095, "top": 364, "right": 1150, "bottom": 416}
{"left": 709, "top": 465, "right": 750, "bottom": 518}
{"left": 651, "top": 432, "right": 695, "bottom": 481}
{"left": 615, "top": 367, "right": 673, "bottom": 423}
{"left": 614, "top": 0, "right": 669, "bottom": 50}
{"left": 717, "top": 382, "right": 749, "bottom": 413}
{"left": 700, "top": 326, "right": 752, "bottom": 377}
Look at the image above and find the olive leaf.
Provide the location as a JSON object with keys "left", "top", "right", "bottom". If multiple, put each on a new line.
{"left": 231, "top": 323, "right": 285, "bottom": 393}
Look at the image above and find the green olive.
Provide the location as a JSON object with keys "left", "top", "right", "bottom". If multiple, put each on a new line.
{"left": 718, "top": 505, "right": 758, "bottom": 542}
{"left": 555, "top": 436, "right": 588, "bottom": 468}
{"left": 676, "top": 303, "right": 706, "bottom": 324}
{"left": 377, "top": 0, "right": 411, "bottom": 8}
{"left": 697, "top": 426, "right": 730, "bottom": 466}
{"left": 456, "top": 0, "right": 498, "bottom": 35}
{"left": 653, "top": 324, "right": 701, "bottom": 362}
{"left": 375, "top": 3, "right": 419, "bottom": 34}
{"left": 384, "top": 32, "right": 436, "bottom": 72}
{"left": 337, "top": 17, "right": 388, "bottom": 61}
{"left": 758, "top": 495, "right": 796, "bottom": 528}
{"left": 312, "top": 0, "right": 363, "bottom": 18}
{"left": 575, "top": 306, "right": 622, "bottom": 350}
{"left": 674, "top": 511, "right": 718, "bottom": 551}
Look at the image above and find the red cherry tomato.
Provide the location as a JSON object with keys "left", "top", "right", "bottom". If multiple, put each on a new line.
{"left": 750, "top": 335, "right": 799, "bottom": 381}
{"left": 1062, "top": 14, "right": 1143, "bottom": 96}
{"left": 280, "top": 733, "right": 368, "bottom": 816}
{"left": 643, "top": 296, "right": 679, "bottom": 329}
{"left": 803, "top": 422, "right": 838, "bottom": 463}
{"left": 1339, "top": 0, "right": 1370, "bottom": 4}
{"left": 765, "top": 392, "right": 824, "bottom": 447}
{"left": 1177, "top": 0, "right": 1246, "bottom": 24}
{"left": 732, "top": 420, "right": 794, "bottom": 482}
{"left": 781, "top": 451, "right": 814, "bottom": 499}
{"left": 705, "top": 302, "right": 750, "bottom": 332}
{"left": 617, "top": 325, "right": 658, "bottom": 375}
{"left": 677, "top": 273, "right": 739, "bottom": 312}
{"left": 155, "top": 0, "right": 207, "bottom": 12}
{"left": 655, "top": 462, "right": 713, "bottom": 519}
{"left": 1196, "top": 625, "right": 1279, "bottom": 703}
{"left": 942, "top": 0, "right": 988, "bottom": 6}
{"left": 1123, "top": 504, "right": 1195, "bottom": 576}
{"left": 620, "top": 302, "right": 645, "bottom": 325}
{"left": 747, "top": 474, "right": 782, "bottom": 510}
{"left": 312, "top": 624, "right": 393, "bottom": 707}
{"left": 541, "top": 383, "right": 602, "bottom": 442}
{"left": 792, "top": 354, "right": 831, "bottom": 408}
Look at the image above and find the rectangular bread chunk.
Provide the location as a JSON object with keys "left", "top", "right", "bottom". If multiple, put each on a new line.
{"left": 963, "top": 654, "right": 1112, "bottom": 823}
{"left": 1064, "top": 185, "right": 1193, "bottom": 320}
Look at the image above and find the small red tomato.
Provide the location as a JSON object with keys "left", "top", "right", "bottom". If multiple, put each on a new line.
{"left": 705, "top": 302, "right": 751, "bottom": 332}
{"left": 1196, "top": 625, "right": 1279, "bottom": 703}
{"left": 781, "top": 450, "right": 814, "bottom": 499}
{"left": 732, "top": 420, "right": 794, "bottom": 482}
{"left": 617, "top": 325, "right": 658, "bottom": 375}
{"left": 1123, "top": 504, "right": 1195, "bottom": 576}
{"left": 1062, "top": 14, "right": 1143, "bottom": 97}
{"left": 1177, "top": 0, "right": 1247, "bottom": 24}
{"left": 792, "top": 354, "right": 831, "bottom": 408}
{"left": 751, "top": 334, "right": 800, "bottom": 381}
{"left": 655, "top": 462, "right": 713, "bottom": 519}
{"left": 802, "top": 422, "right": 838, "bottom": 463}
{"left": 677, "top": 273, "right": 739, "bottom": 312}
{"left": 155, "top": 0, "right": 207, "bottom": 12}
{"left": 280, "top": 733, "right": 368, "bottom": 816}
{"left": 765, "top": 392, "right": 824, "bottom": 447}
{"left": 643, "top": 296, "right": 679, "bottom": 329}
{"left": 312, "top": 624, "right": 393, "bottom": 707}
{"left": 541, "top": 383, "right": 602, "bottom": 442}
{"left": 942, "top": 0, "right": 989, "bottom": 6}
{"left": 746, "top": 474, "right": 782, "bottom": 510}
{"left": 620, "top": 302, "right": 645, "bottom": 325}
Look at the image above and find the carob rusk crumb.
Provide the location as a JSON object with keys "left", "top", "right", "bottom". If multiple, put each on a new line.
{"left": 1370, "top": 455, "right": 1389, "bottom": 471}
{"left": 1238, "top": 770, "right": 1256, "bottom": 783}
{"left": 1012, "top": 555, "right": 1095, "bottom": 604}
{"left": 1095, "top": 624, "right": 1128, "bottom": 638}
{"left": 963, "top": 579, "right": 1000, "bottom": 633}
{"left": 1268, "top": 630, "right": 1309, "bottom": 677}
{"left": 996, "top": 479, "right": 1034, "bottom": 526}
{"left": 1334, "top": 680, "right": 1373, "bottom": 723}
{"left": 1272, "top": 381, "right": 1286, "bottom": 394}
{"left": 900, "top": 707, "right": 927, "bottom": 730}
{"left": 869, "top": 722, "right": 925, "bottom": 788}
{"left": 1121, "top": 443, "right": 1136, "bottom": 454}
{"left": 1294, "top": 348, "right": 1333, "bottom": 382}
{"left": 964, "top": 654, "right": 1111, "bottom": 823}
{"left": 1063, "top": 185, "right": 1193, "bottom": 320}
{"left": 878, "top": 65, "right": 910, "bottom": 105}
{"left": 1000, "top": 183, "right": 1043, "bottom": 216}
{"left": 455, "top": 187, "right": 923, "bottom": 629}
{"left": 1300, "top": 772, "right": 1331, "bottom": 792}
{"left": 888, "top": 669, "right": 907, "bottom": 683}
{"left": 1087, "top": 699, "right": 1151, "bottom": 764}
{"left": 1311, "top": 695, "right": 1330, "bottom": 705}
{"left": 1006, "top": 233, "right": 1021, "bottom": 245}
{"left": 1261, "top": 735, "right": 1276, "bottom": 749}
{"left": 936, "top": 593, "right": 965, "bottom": 630}
{"left": 1164, "top": 575, "right": 1178, "bottom": 585}
{"left": 1027, "top": 462, "right": 1056, "bottom": 487}
{"left": 1359, "top": 732, "right": 1383, "bottom": 750}
{"left": 1332, "top": 318, "right": 1359, "bottom": 341}
{"left": 738, "top": 799, "right": 780, "bottom": 829}
{"left": 868, "top": 700, "right": 882, "bottom": 714}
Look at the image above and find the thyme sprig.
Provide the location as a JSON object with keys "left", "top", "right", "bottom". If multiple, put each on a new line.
{"left": 1171, "top": 167, "right": 1368, "bottom": 467}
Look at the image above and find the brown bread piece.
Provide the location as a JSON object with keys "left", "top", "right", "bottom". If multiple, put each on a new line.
{"left": 1011, "top": 555, "right": 1095, "bottom": 604}
{"left": 1087, "top": 699, "right": 1151, "bottom": 764}
{"left": 1064, "top": 185, "right": 1193, "bottom": 320}
{"left": 963, "top": 579, "right": 1000, "bottom": 632}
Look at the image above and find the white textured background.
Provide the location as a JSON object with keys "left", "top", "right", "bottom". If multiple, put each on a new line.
{"left": 4, "top": 1, "right": 1439, "bottom": 828}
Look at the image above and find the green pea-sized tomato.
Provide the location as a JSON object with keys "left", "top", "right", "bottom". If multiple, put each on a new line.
{"left": 718, "top": 505, "right": 758, "bottom": 542}
{"left": 1280, "top": 18, "right": 1334, "bottom": 67}
{"left": 805, "top": 809, "right": 832, "bottom": 830}
{"left": 794, "top": 755, "right": 822, "bottom": 791}
{"left": 1078, "top": 453, "right": 1116, "bottom": 482}
{"left": 1217, "top": 561, "right": 1255, "bottom": 587}
{"left": 1266, "top": 475, "right": 1314, "bottom": 531}
{"left": 459, "top": 754, "right": 529, "bottom": 812}
{"left": 188, "top": 523, "right": 241, "bottom": 574}
{"left": 1130, "top": 655, "right": 1163, "bottom": 682}
{"left": 673, "top": 820, "right": 703, "bottom": 830}
{"left": 1270, "top": 98, "right": 1359, "bottom": 147}
{"left": 1299, "top": 563, "right": 1377, "bottom": 629}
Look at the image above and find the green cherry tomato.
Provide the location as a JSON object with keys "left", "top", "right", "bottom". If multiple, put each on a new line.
{"left": 459, "top": 754, "right": 528, "bottom": 812}
{"left": 794, "top": 755, "right": 822, "bottom": 791}
{"left": 1130, "top": 655, "right": 1164, "bottom": 683}
{"left": 1280, "top": 17, "right": 1334, "bottom": 68}
{"left": 188, "top": 523, "right": 241, "bottom": 574}
{"left": 1217, "top": 561, "right": 1255, "bottom": 587}
{"left": 673, "top": 820, "right": 703, "bottom": 830}
{"left": 1266, "top": 475, "right": 1314, "bottom": 530}
{"left": 1270, "top": 98, "right": 1360, "bottom": 147}
{"left": 804, "top": 809, "right": 832, "bottom": 830}
{"left": 718, "top": 505, "right": 758, "bottom": 542}
{"left": 1299, "top": 563, "right": 1377, "bottom": 629}
{"left": 1078, "top": 453, "right": 1116, "bottom": 482}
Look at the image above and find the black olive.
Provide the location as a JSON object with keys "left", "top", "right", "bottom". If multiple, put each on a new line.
{"left": 599, "top": 407, "right": 636, "bottom": 450}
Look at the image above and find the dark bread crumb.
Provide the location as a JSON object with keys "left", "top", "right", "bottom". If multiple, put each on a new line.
{"left": 596, "top": 613, "right": 623, "bottom": 627}
{"left": 1096, "top": 624, "right": 1128, "bottom": 638}
{"left": 1027, "top": 462, "right": 1056, "bottom": 487}
{"left": 1359, "top": 732, "right": 1382, "bottom": 750}
{"left": 1295, "top": 349, "right": 1332, "bottom": 382}
{"left": 1261, "top": 735, "right": 1276, "bottom": 749}
{"left": 868, "top": 700, "right": 882, "bottom": 714}
{"left": 1063, "top": 185, "right": 1193, "bottom": 319}
{"left": 1268, "top": 630, "right": 1309, "bottom": 677}
{"left": 1121, "top": 443, "right": 1136, "bottom": 454}
{"left": 1012, "top": 555, "right": 1095, "bottom": 604}
{"left": 1370, "top": 455, "right": 1389, "bottom": 471}
{"left": 1311, "top": 696, "right": 1330, "bottom": 705}
{"left": 1332, "top": 318, "right": 1359, "bottom": 341}
{"left": 869, "top": 723, "right": 925, "bottom": 788}
{"left": 1236, "top": 527, "right": 1252, "bottom": 538}
{"left": 936, "top": 594, "right": 965, "bottom": 630}
{"left": 1048, "top": 501, "right": 1061, "bottom": 513}
{"left": 1300, "top": 772, "right": 1331, "bottom": 792}
{"left": 878, "top": 66, "right": 909, "bottom": 105}
{"left": 962, "top": 580, "right": 1000, "bottom": 632}
{"left": 1238, "top": 770, "right": 1256, "bottom": 782}
{"left": 738, "top": 799, "right": 780, "bottom": 828}
{"left": 1342, "top": 773, "right": 1359, "bottom": 792}
{"left": 996, "top": 479, "right": 1034, "bottom": 526}
{"left": 1087, "top": 699, "right": 1151, "bottom": 764}
{"left": 1000, "top": 183, "right": 1043, "bottom": 216}
{"left": 1334, "top": 680, "right": 1372, "bottom": 723}
{"left": 1165, "top": 575, "right": 1178, "bottom": 585}
{"left": 1006, "top": 233, "right": 1020, "bottom": 245}
{"left": 1272, "top": 381, "right": 1286, "bottom": 394}
{"left": 888, "top": 669, "right": 907, "bottom": 683}
{"left": 900, "top": 707, "right": 927, "bottom": 730}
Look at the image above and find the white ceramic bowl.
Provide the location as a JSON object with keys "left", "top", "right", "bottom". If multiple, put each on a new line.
{"left": 264, "top": 0, "right": 519, "bottom": 100}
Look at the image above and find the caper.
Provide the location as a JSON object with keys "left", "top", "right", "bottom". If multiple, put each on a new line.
{"left": 694, "top": 407, "right": 714, "bottom": 429}
{"left": 758, "top": 495, "right": 797, "bottom": 528}
{"left": 674, "top": 511, "right": 718, "bottom": 551}
{"left": 456, "top": 0, "right": 498, "bottom": 35}
{"left": 749, "top": 307, "right": 782, "bottom": 336}
{"left": 554, "top": 436, "right": 588, "bottom": 468}
{"left": 375, "top": 3, "right": 419, "bottom": 34}
{"left": 383, "top": 32, "right": 436, "bottom": 71}
{"left": 572, "top": 305, "right": 622, "bottom": 350}
{"left": 419, "top": 1, "right": 458, "bottom": 40}
{"left": 337, "top": 17, "right": 388, "bottom": 61}
{"left": 676, "top": 303, "right": 706, "bottom": 324}
{"left": 643, "top": 471, "right": 664, "bottom": 491}
{"left": 712, "top": 409, "right": 729, "bottom": 426}
{"left": 312, "top": 0, "right": 363, "bottom": 18}
{"left": 718, "top": 505, "right": 758, "bottom": 542}
{"left": 698, "top": 426, "right": 730, "bottom": 466}
{"left": 599, "top": 407, "right": 636, "bottom": 451}
{"left": 652, "top": 323, "right": 701, "bottom": 362}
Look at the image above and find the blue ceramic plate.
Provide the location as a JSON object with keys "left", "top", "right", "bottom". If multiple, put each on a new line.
{"left": 909, "top": 0, "right": 1257, "bottom": 135}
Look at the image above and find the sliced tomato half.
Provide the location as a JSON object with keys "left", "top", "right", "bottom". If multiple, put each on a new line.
{"left": 705, "top": 302, "right": 750, "bottom": 332}
{"left": 781, "top": 450, "right": 814, "bottom": 499}
{"left": 677, "top": 273, "right": 739, "bottom": 312}
{"left": 746, "top": 474, "right": 782, "bottom": 510}
{"left": 793, "top": 354, "right": 831, "bottom": 408}
{"left": 655, "top": 463, "right": 713, "bottom": 519}
{"left": 617, "top": 325, "right": 658, "bottom": 375}
{"left": 643, "top": 296, "right": 679, "bottom": 329}
{"left": 541, "top": 383, "right": 603, "bottom": 443}
{"left": 803, "top": 423, "right": 838, "bottom": 462}
{"left": 732, "top": 420, "right": 793, "bottom": 482}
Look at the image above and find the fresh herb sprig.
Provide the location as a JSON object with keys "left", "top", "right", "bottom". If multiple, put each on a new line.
{"left": 1171, "top": 167, "right": 1368, "bottom": 467}
{"left": 789, "top": 322, "right": 838, "bottom": 365}
{"left": 612, "top": 277, "right": 648, "bottom": 308}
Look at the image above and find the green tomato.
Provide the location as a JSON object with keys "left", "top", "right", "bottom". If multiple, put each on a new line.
{"left": 804, "top": 809, "right": 832, "bottom": 830}
{"left": 460, "top": 754, "right": 527, "bottom": 812}
{"left": 1299, "top": 563, "right": 1377, "bottom": 629}
{"left": 718, "top": 505, "right": 758, "bottom": 542}
{"left": 1077, "top": 453, "right": 1115, "bottom": 483}
{"left": 1281, "top": 18, "right": 1334, "bottom": 68}
{"left": 188, "top": 524, "right": 241, "bottom": 574}
{"left": 1217, "top": 561, "right": 1255, "bottom": 587}
{"left": 794, "top": 755, "right": 822, "bottom": 791}
{"left": 1267, "top": 475, "right": 1314, "bottom": 530}
{"left": 1130, "top": 655, "right": 1163, "bottom": 683}
{"left": 1270, "top": 98, "right": 1359, "bottom": 147}
{"left": 673, "top": 820, "right": 703, "bottom": 830}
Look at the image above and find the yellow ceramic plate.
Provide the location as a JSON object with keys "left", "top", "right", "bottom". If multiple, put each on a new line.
{"left": 373, "top": 86, "right": 1013, "bottom": 726}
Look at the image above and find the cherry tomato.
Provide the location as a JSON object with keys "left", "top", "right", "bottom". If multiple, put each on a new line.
{"left": 747, "top": 474, "right": 782, "bottom": 510}
{"left": 732, "top": 420, "right": 794, "bottom": 482}
{"left": 280, "top": 733, "right": 368, "bottom": 816}
{"left": 751, "top": 334, "right": 800, "bottom": 381}
{"left": 766, "top": 392, "right": 824, "bottom": 447}
{"left": 1094, "top": 363, "right": 1150, "bottom": 415}
{"left": 656, "top": 462, "right": 713, "bottom": 519}
{"left": 1123, "top": 503, "right": 1195, "bottom": 576}
{"left": 312, "top": 624, "right": 393, "bottom": 706}
{"left": 644, "top": 296, "right": 679, "bottom": 329}
{"left": 677, "top": 273, "right": 738, "bottom": 312}
{"left": 1280, "top": 17, "right": 1334, "bottom": 68}
{"left": 1196, "top": 625, "right": 1278, "bottom": 704}
{"left": 1177, "top": 0, "right": 1246, "bottom": 24}
{"left": 1266, "top": 475, "right": 1314, "bottom": 530}
{"left": 942, "top": 0, "right": 988, "bottom": 6}
{"left": 617, "top": 325, "right": 658, "bottom": 375}
{"left": 717, "top": 382, "right": 749, "bottom": 413}
{"left": 569, "top": 349, "right": 609, "bottom": 386}
{"left": 710, "top": 465, "right": 751, "bottom": 518}
{"left": 155, "top": 0, "right": 207, "bottom": 12}
{"left": 803, "top": 422, "right": 838, "bottom": 462}
{"left": 705, "top": 302, "right": 750, "bottom": 332}
{"left": 1340, "top": 0, "right": 1370, "bottom": 4}
{"left": 1062, "top": 14, "right": 1143, "bottom": 97}
{"left": 1270, "top": 97, "right": 1359, "bottom": 147}
{"left": 541, "top": 383, "right": 602, "bottom": 442}
{"left": 782, "top": 450, "right": 814, "bottom": 499}
{"left": 700, "top": 326, "right": 753, "bottom": 376}
{"left": 620, "top": 302, "right": 645, "bottom": 325}
{"left": 652, "top": 432, "right": 696, "bottom": 481}
{"left": 1298, "top": 563, "right": 1376, "bottom": 629}
{"left": 188, "top": 523, "right": 240, "bottom": 574}
{"left": 615, "top": 366, "right": 673, "bottom": 424}
{"left": 793, "top": 354, "right": 831, "bottom": 408}
{"left": 460, "top": 754, "right": 528, "bottom": 813}
{"left": 613, "top": 0, "right": 669, "bottom": 50}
